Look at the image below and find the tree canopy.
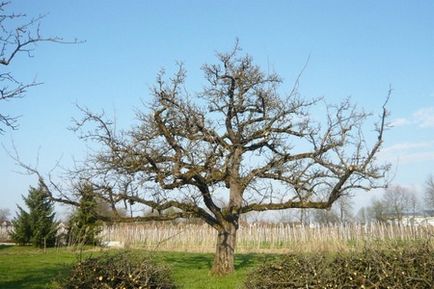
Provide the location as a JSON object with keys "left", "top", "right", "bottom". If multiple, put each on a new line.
{"left": 20, "top": 44, "right": 390, "bottom": 274}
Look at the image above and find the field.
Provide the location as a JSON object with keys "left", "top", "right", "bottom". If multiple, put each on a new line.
{"left": 0, "top": 245, "right": 270, "bottom": 289}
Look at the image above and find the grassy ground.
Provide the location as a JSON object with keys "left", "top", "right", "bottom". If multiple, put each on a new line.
{"left": 0, "top": 245, "right": 274, "bottom": 289}
{"left": 0, "top": 245, "right": 77, "bottom": 289}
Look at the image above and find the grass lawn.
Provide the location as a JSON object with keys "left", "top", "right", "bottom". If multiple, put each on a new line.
{"left": 0, "top": 245, "right": 274, "bottom": 289}
{"left": 0, "top": 245, "right": 78, "bottom": 289}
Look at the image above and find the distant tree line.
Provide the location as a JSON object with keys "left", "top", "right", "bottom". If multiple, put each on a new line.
{"left": 272, "top": 175, "right": 434, "bottom": 226}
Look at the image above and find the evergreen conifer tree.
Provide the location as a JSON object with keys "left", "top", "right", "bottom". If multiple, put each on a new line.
{"left": 10, "top": 207, "right": 31, "bottom": 245}
{"left": 68, "top": 183, "right": 101, "bottom": 245}
{"left": 11, "top": 181, "right": 58, "bottom": 248}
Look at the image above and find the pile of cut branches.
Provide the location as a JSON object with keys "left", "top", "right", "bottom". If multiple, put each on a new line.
{"left": 245, "top": 241, "right": 433, "bottom": 289}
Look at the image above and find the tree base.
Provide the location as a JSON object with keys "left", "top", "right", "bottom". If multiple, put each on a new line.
{"left": 211, "top": 227, "right": 236, "bottom": 276}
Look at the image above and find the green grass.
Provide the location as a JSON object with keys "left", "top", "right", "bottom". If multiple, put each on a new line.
{"left": 0, "top": 245, "right": 78, "bottom": 289}
{"left": 158, "top": 251, "right": 274, "bottom": 289}
{"left": 0, "top": 245, "right": 273, "bottom": 289}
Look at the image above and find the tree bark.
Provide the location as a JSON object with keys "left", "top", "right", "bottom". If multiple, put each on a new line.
{"left": 211, "top": 222, "right": 237, "bottom": 275}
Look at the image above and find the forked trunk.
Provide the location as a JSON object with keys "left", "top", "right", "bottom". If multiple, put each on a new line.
{"left": 211, "top": 222, "right": 237, "bottom": 276}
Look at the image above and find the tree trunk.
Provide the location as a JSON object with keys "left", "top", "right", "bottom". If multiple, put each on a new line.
{"left": 211, "top": 222, "right": 237, "bottom": 276}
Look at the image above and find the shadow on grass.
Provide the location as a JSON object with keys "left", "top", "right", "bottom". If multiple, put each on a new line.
{"left": 235, "top": 253, "right": 258, "bottom": 270}
{"left": 235, "top": 253, "right": 278, "bottom": 270}
{"left": 0, "top": 264, "right": 71, "bottom": 289}
{"left": 159, "top": 252, "right": 214, "bottom": 270}
{"left": 156, "top": 251, "right": 275, "bottom": 271}
{"left": 0, "top": 244, "right": 16, "bottom": 250}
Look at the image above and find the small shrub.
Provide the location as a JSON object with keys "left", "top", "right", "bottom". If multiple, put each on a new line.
{"left": 58, "top": 252, "right": 177, "bottom": 289}
{"left": 245, "top": 241, "right": 434, "bottom": 289}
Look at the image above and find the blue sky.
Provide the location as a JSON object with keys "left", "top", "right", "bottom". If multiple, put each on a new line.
{"left": 1, "top": 0, "right": 433, "bottom": 216}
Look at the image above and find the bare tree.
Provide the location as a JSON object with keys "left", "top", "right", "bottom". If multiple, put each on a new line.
{"left": 425, "top": 175, "right": 434, "bottom": 211}
{"left": 0, "top": 1, "right": 78, "bottom": 133}
{"left": 313, "top": 196, "right": 353, "bottom": 225}
{"left": 382, "top": 185, "right": 415, "bottom": 222}
{"left": 367, "top": 198, "right": 388, "bottom": 223}
{"left": 335, "top": 195, "right": 354, "bottom": 224}
{"left": 408, "top": 192, "right": 419, "bottom": 219}
{"left": 297, "top": 208, "right": 311, "bottom": 226}
{"left": 356, "top": 207, "right": 367, "bottom": 224}
{"left": 18, "top": 44, "right": 389, "bottom": 275}
{"left": 0, "top": 208, "right": 10, "bottom": 223}
{"left": 277, "top": 208, "right": 311, "bottom": 225}
{"left": 313, "top": 208, "right": 340, "bottom": 225}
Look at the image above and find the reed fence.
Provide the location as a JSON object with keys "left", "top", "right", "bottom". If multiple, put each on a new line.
{"left": 99, "top": 222, "right": 434, "bottom": 253}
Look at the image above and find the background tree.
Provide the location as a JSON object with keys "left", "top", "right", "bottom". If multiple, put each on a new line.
{"left": 68, "top": 182, "right": 101, "bottom": 245}
{"left": 356, "top": 207, "right": 367, "bottom": 224}
{"left": 366, "top": 198, "right": 388, "bottom": 223}
{"left": 0, "top": 1, "right": 78, "bottom": 133}
{"left": 335, "top": 195, "right": 354, "bottom": 224}
{"left": 408, "top": 192, "right": 419, "bottom": 219}
{"left": 11, "top": 181, "right": 58, "bottom": 248}
{"left": 313, "top": 208, "right": 340, "bottom": 225}
{"left": 277, "top": 208, "right": 312, "bottom": 226}
{"left": 382, "top": 185, "right": 415, "bottom": 222}
{"left": 312, "top": 196, "right": 354, "bottom": 225}
{"left": 21, "top": 45, "right": 389, "bottom": 275}
{"left": 425, "top": 175, "right": 434, "bottom": 212}
{"left": 0, "top": 208, "right": 10, "bottom": 223}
